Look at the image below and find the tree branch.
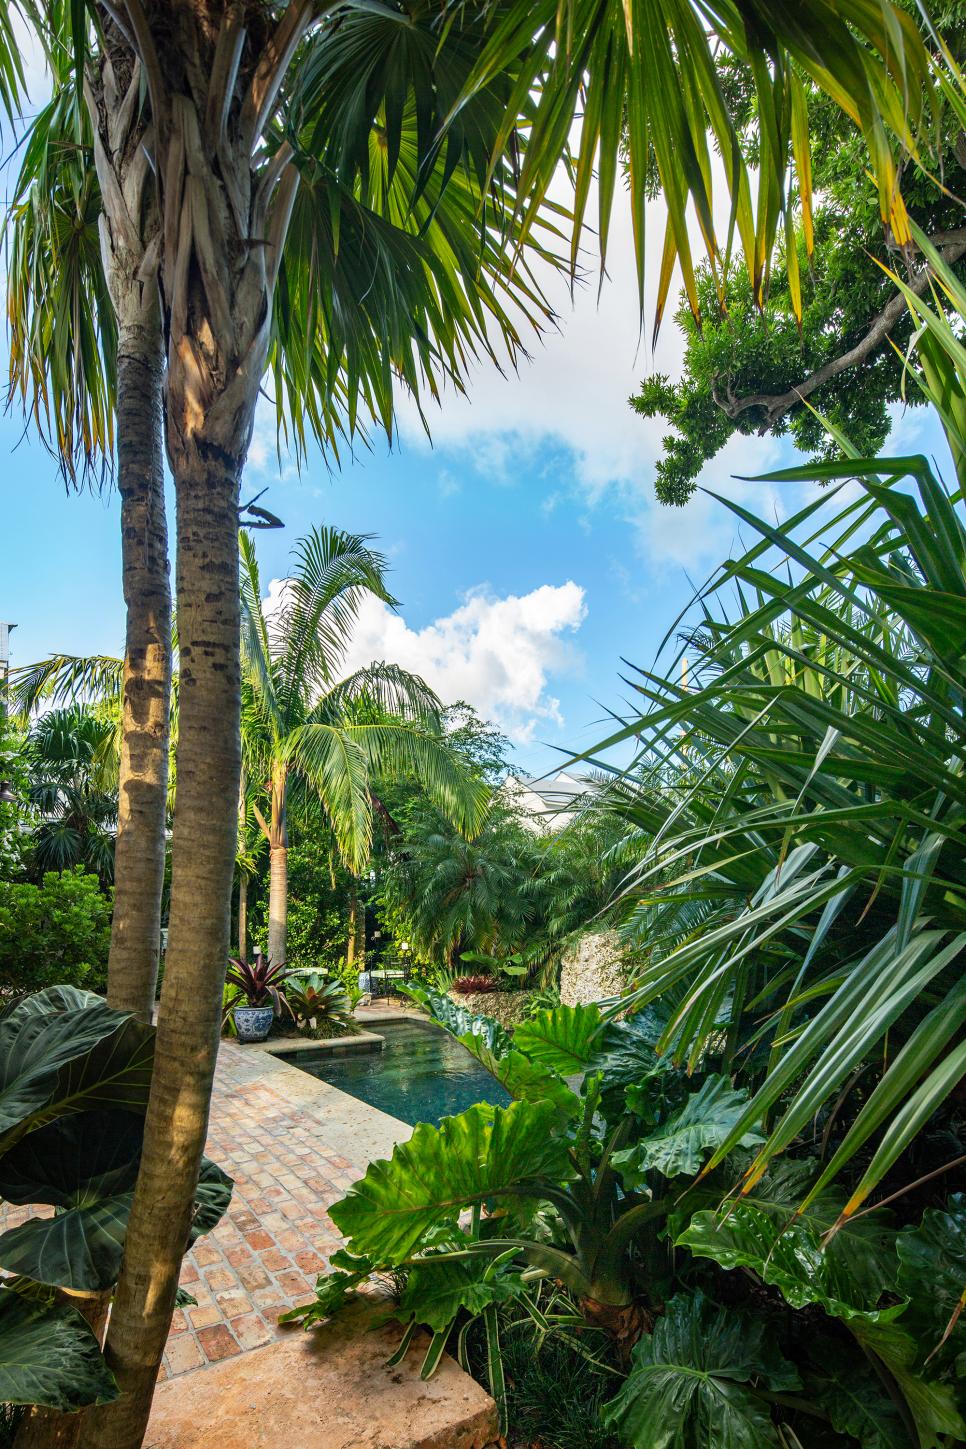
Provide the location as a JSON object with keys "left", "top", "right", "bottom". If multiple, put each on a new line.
{"left": 205, "top": 3, "right": 246, "bottom": 151}
{"left": 715, "top": 229, "right": 966, "bottom": 430}
{"left": 252, "top": 802, "right": 272, "bottom": 842}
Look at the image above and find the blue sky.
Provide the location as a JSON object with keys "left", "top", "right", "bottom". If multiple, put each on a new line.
{"left": 0, "top": 185, "right": 946, "bottom": 776}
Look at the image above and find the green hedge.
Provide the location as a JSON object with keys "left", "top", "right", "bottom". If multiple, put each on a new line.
{"left": 0, "top": 868, "right": 111, "bottom": 995}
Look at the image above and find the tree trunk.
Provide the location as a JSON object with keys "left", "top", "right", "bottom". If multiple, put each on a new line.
{"left": 106, "top": 310, "right": 170, "bottom": 1022}
{"left": 237, "top": 872, "right": 248, "bottom": 963}
{"left": 83, "top": 40, "right": 170, "bottom": 1025}
{"left": 267, "top": 762, "right": 288, "bottom": 964}
{"left": 76, "top": 9, "right": 308, "bottom": 1444}
{"left": 347, "top": 885, "right": 358, "bottom": 970}
{"left": 79, "top": 456, "right": 243, "bottom": 1449}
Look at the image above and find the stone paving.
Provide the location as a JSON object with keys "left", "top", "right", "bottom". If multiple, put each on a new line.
{"left": 159, "top": 1034, "right": 409, "bottom": 1380}
{"left": 0, "top": 1024, "right": 410, "bottom": 1383}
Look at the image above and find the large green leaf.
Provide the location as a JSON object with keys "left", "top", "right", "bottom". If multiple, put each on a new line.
{"left": 330, "top": 1100, "right": 575, "bottom": 1263}
{"left": 396, "top": 1255, "right": 524, "bottom": 1333}
{"left": 803, "top": 1337, "right": 908, "bottom": 1449}
{"left": 0, "top": 989, "right": 154, "bottom": 1152}
{"left": 513, "top": 1004, "right": 605, "bottom": 1074}
{"left": 0, "top": 1287, "right": 117, "bottom": 1410}
{"left": 678, "top": 1178, "right": 900, "bottom": 1325}
{"left": 615, "top": 1077, "right": 762, "bottom": 1184}
{"left": 601, "top": 1292, "right": 797, "bottom": 1449}
{"left": 895, "top": 1195, "right": 966, "bottom": 1367}
{"left": 0, "top": 1110, "right": 232, "bottom": 1290}
{"left": 850, "top": 1319, "right": 966, "bottom": 1447}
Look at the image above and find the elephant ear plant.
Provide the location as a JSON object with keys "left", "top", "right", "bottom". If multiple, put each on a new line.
{"left": 285, "top": 990, "right": 966, "bottom": 1446}
{"left": 0, "top": 986, "right": 232, "bottom": 1418}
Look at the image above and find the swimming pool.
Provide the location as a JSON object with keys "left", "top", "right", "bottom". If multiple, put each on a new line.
{"left": 274, "top": 1016, "right": 511, "bottom": 1128}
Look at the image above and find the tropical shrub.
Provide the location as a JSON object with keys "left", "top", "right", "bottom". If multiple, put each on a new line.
{"left": 590, "top": 246, "right": 966, "bottom": 1214}
{"left": 225, "top": 951, "right": 292, "bottom": 1011}
{"left": 0, "top": 868, "right": 111, "bottom": 996}
{"left": 450, "top": 974, "right": 500, "bottom": 995}
{"left": 0, "top": 986, "right": 231, "bottom": 1415}
{"left": 284, "top": 973, "right": 355, "bottom": 1033}
{"left": 286, "top": 991, "right": 966, "bottom": 1443}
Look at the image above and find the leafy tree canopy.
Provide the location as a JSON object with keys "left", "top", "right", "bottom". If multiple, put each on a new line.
{"left": 632, "top": 1, "right": 966, "bottom": 506}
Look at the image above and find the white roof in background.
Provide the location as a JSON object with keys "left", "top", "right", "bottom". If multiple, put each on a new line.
{"left": 502, "top": 769, "right": 596, "bottom": 826}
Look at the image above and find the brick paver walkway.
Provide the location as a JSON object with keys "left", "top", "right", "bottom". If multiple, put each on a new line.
{"left": 160, "top": 1041, "right": 401, "bottom": 1379}
{"left": 0, "top": 1031, "right": 409, "bottom": 1384}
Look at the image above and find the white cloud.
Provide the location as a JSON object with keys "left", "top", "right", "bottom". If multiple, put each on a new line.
{"left": 269, "top": 579, "right": 588, "bottom": 744}
{"left": 394, "top": 191, "right": 673, "bottom": 498}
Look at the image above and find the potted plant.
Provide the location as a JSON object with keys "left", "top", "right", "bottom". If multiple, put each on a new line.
{"left": 225, "top": 952, "right": 291, "bottom": 1042}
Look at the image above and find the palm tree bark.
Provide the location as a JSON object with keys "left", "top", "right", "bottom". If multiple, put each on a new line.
{"left": 77, "top": 9, "right": 302, "bottom": 1442}
{"left": 85, "top": 38, "right": 171, "bottom": 1024}
{"left": 237, "top": 872, "right": 249, "bottom": 962}
{"left": 107, "top": 308, "right": 170, "bottom": 1021}
{"left": 79, "top": 450, "right": 243, "bottom": 1449}
{"left": 267, "top": 762, "right": 288, "bottom": 964}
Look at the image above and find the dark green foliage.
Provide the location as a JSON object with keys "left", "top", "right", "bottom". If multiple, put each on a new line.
{"left": 249, "top": 836, "right": 347, "bottom": 971}
{"left": 602, "top": 1293, "right": 799, "bottom": 1449}
{"left": 23, "top": 707, "right": 117, "bottom": 883}
{"left": 468, "top": 1304, "right": 625, "bottom": 1449}
{"left": 630, "top": 2, "right": 966, "bottom": 506}
{"left": 0, "top": 987, "right": 231, "bottom": 1411}
{"left": 0, "top": 868, "right": 111, "bottom": 996}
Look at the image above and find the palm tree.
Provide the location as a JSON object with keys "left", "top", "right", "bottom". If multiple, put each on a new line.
{"left": 380, "top": 801, "right": 538, "bottom": 966}
{"left": 24, "top": 706, "right": 119, "bottom": 885}
{"left": 240, "top": 526, "right": 488, "bottom": 966}
{"left": 0, "top": 5, "right": 939, "bottom": 1445}
{"left": 5, "top": 28, "right": 170, "bottom": 1028}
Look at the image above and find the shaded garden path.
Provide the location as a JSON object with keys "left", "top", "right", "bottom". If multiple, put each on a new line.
{"left": 160, "top": 1038, "right": 409, "bottom": 1378}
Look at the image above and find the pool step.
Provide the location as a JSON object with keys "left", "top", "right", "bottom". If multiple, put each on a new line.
{"left": 145, "top": 1300, "right": 498, "bottom": 1449}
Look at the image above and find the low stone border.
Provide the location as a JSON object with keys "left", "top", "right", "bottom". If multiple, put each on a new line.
{"left": 242, "top": 1030, "right": 385, "bottom": 1056}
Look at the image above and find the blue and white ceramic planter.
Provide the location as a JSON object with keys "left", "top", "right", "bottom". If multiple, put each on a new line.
{"left": 233, "top": 1005, "right": 274, "bottom": 1043}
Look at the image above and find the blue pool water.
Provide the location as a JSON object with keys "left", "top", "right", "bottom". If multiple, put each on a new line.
{"left": 275, "top": 1017, "right": 511, "bottom": 1127}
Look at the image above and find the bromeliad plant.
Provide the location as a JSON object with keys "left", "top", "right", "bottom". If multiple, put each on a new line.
{"left": 225, "top": 951, "right": 292, "bottom": 1012}
{"left": 0, "top": 986, "right": 232, "bottom": 1418}
{"left": 285, "top": 991, "right": 966, "bottom": 1445}
{"left": 284, "top": 973, "right": 354, "bottom": 1032}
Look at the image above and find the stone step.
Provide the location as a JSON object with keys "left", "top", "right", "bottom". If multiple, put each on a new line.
{"left": 145, "top": 1302, "right": 498, "bottom": 1449}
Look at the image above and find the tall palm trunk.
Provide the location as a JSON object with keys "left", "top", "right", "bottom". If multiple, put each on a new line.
{"left": 89, "top": 41, "right": 171, "bottom": 1024}
{"left": 237, "top": 873, "right": 249, "bottom": 962}
{"left": 347, "top": 884, "right": 358, "bottom": 971}
{"left": 267, "top": 762, "right": 288, "bottom": 964}
{"left": 77, "top": 10, "right": 301, "bottom": 1443}
{"left": 107, "top": 307, "right": 170, "bottom": 1021}
{"left": 80, "top": 449, "right": 243, "bottom": 1449}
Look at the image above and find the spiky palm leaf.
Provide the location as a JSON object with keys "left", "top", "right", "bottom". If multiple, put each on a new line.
{"left": 588, "top": 259, "right": 966, "bottom": 1212}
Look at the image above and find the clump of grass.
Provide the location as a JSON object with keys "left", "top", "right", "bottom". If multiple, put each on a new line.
{"left": 465, "top": 1299, "right": 625, "bottom": 1449}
